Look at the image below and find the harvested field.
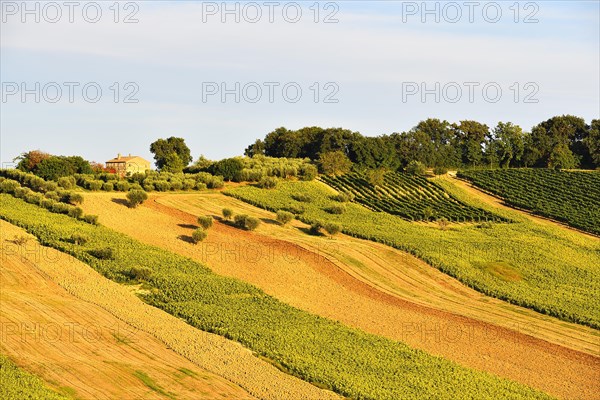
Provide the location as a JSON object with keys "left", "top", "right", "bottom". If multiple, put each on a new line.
{"left": 80, "top": 191, "right": 600, "bottom": 400}
{"left": 0, "top": 220, "right": 341, "bottom": 400}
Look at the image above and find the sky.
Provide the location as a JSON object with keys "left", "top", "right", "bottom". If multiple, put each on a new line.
{"left": 1, "top": 1, "right": 599, "bottom": 167}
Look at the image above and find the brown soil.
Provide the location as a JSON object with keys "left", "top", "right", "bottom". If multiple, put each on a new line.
{"left": 81, "top": 192, "right": 600, "bottom": 400}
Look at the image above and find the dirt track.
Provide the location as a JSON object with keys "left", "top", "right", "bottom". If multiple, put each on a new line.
{"left": 81, "top": 192, "right": 600, "bottom": 400}
{"left": 0, "top": 221, "right": 341, "bottom": 400}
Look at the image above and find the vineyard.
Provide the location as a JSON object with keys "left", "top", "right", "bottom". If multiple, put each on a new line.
{"left": 457, "top": 169, "right": 600, "bottom": 235}
{"left": 225, "top": 181, "right": 600, "bottom": 329}
{"left": 321, "top": 172, "right": 508, "bottom": 222}
{"left": 0, "top": 354, "right": 67, "bottom": 400}
{"left": 0, "top": 194, "right": 551, "bottom": 400}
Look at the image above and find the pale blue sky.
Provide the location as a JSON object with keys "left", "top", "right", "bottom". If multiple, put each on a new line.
{"left": 1, "top": 1, "right": 598, "bottom": 167}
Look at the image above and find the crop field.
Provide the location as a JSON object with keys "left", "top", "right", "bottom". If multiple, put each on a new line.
{"left": 225, "top": 179, "right": 600, "bottom": 330}
{"left": 457, "top": 169, "right": 600, "bottom": 235}
{"left": 0, "top": 221, "right": 333, "bottom": 400}
{"left": 322, "top": 172, "right": 507, "bottom": 222}
{"left": 0, "top": 354, "right": 67, "bottom": 400}
{"left": 0, "top": 194, "right": 553, "bottom": 400}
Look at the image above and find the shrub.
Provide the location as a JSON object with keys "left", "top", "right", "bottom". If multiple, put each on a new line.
{"left": 433, "top": 166, "right": 448, "bottom": 176}
{"left": 211, "top": 158, "right": 244, "bottom": 181}
{"left": 44, "top": 191, "right": 60, "bottom": 201}
{"left": 68, "top": 206, "right": 84, "bottom": 219}
{"left": 222, "top": 208, "right": 233, "bottom": 220}
{"left": 102, "top": 182, "right": 114, "bottom": 192}
{"left": 234, "top": 214, "right": 261, "bottom": 231}
{"left": 143, "top": 183, "right": 154, "bottom": 192}
{"left": 40, "top": 199, "right": 55, "bottom": 209}
{"left": 70, "top": 233, "right": 89, "bottom": 245}
{"left": 405, "top": 160, "right": 427, "bottom": 176}
{"left": 154, "top": 180, "right": 170, "bottom": 191}
{"left": 332, "top": 191, "right": 354, "bottom": 202}
{"left": 67, "top": 192, "right": 84, "bottom": 205}
{"left": 197, "top": 215, "right": 213, "bottom": 229}
{"left": 57, "top": 176, "right": 75, "bottom": 189}
{"left": 182, "top": 178, "right": 195, "bottom": 190}
{"left": 326, "top": 205, "right": 346, "bottom": 214}
{"left": 126, "top": 189, "right": 148, "bottom": 208}
{"left": 285, "top": 205, "right": 305, "bottom": 215}
{"left": 257, "top": 176, "right": 278, "bottom": 189}
{"left": 292, "top": 193, "right": 312, "bottom": 203}
{"left": 88, "top": 247, "right": 114, "bottom": 260}
{"left": 309, "top": 221, "right": 323, "bottom": 235}
{"left": 87, "top": 180, "right": 103, "bottom": 191}
{"left": 130, "top": 266, "right": 153, "bottom": 281}
{"left": 50, "top": 202, "right": 70, "bottom": 214}
{"left": 195, "top": 182, "right": 208, "bottom": 190}
{"left": 0, "top": 179, "right": 20, "bottom": 193}
{"left": 116, "top": 181, "right": 130, "bottom": 191}
{"left": 14, "top": 187, "right": 30, "bottom": 198}
{"left": 299, "top": 164, "right": 318, "bottom": 181}
{"left": 170, "top": 180, "right": 183, "bottom": 191}
{"left": 42, "top": 181, "right": 58, "bottom": 192}
{"left": 191, "top": 228, "right": 208, "bottom": 243}
{"left": 205, "top": 176, "right": 224, "bottom": 189}
{"left": 324, "top": 222, "right": 342, "bottom": 236}
{"left": 83, "top": 215, "right": 99, "bottom": 225}
{"left": 24, "top": 192, "right": 43, "bottom": 205}
{"left": 276, "top": 210, "right": 294, "bottom": 225}
{"left": 12, "top": 235, "right": 30, "bottom": 246}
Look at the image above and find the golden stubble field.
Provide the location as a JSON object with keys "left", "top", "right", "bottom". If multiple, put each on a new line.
{"left": 0, "top": 221, "right": 341, "bottom": 400}
{"left": 80, "top": 189, "right": 600, "bottom": 400}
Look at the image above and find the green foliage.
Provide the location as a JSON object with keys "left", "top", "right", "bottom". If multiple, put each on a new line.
{"left": 292, "top": 193, "right": 312, "bottom": 202}
{"left": 458, "top": 169, "right": 600, "bottom": 235}
{"left": 83, "top": 215, "right": 99, "bottom": 225}
{"left": 161, "top": 152, "right": 185, "bottom": 173}
{"left": 225, "top": 180, "right": 600, "bottom": 329}
{"left": 222, "top": 208, "right": 233, "bottom": 220}
{"left": 324, "top": 222, "right": 342, "bottom": 235}
{"left": 234, "top": 214, "right": 261, "bottom": 231}
{"left": 299, "top": 163, "right": 318, "bottom": 180}
{"left": 0, "top": 354, "right": 68, "bottom": 400}
{"left": 191, "top": 228, "right": 208, "bottom": 243}
{"left": 126, "top": 190, "right": 148, "bottom": 208}
{"left": 322, "top": 172, "right": 506, "bottom": 223}
{"left": 57, "top": 176, "right": 76, "bottom": 189}
{"left": 325, "top": 205, "right": 346, "bottom": 214}
{"left": 309, "top": 221, "right": 323, "bottom": 235}
{"left": 318, "top": 151, "right": 352, "bottom": 175}
{"left": 129, "top": 266, "right": 154, "bottom": 281}
{"left": 276, "top": 210, "right": 294, "bottom": 225}
{"left": 88, "top": 247, "right": 115, "bottom": 260}
{"left": 102, "top": 182, "right": 114, "bottom": 192}
{"left": 405, "top": 160, "right": 427, "bottom": 176}
{"left": 0, "top": 195, "right": 554, "bottom": 400}
{"left": 433, "top": 166, "right": 448, "bottom": 175}
{"left": 150, "top": 137, "right": 192, "bottom": 171}
{"left": 210, "top": 158, "right": 245, "bottom": 181}
{"left": 0, "top": 179, "right": 20, "bottom": 194}
{"left": 67, "top": 192, "right": 84, "bottom": 205}
{"left": 331, "top": 191, "right": 354, "bottom": 202}
{"left": 197, "top": 215, "right": 213, "bottom": 229}
{"left": 257, "top": 176, "right": 278, "bottom": 189}
{"left": 68, "top": 206, "right": 84, "bottom": 219}
{"left": 70, "top": 233, "right": 89, "bottom": 245}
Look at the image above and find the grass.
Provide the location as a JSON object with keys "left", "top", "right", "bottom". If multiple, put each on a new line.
{"left": 133, "top": 370, "right": 175, "bottom": 399}
{"left": 225, "top": 180, "right": 600, "bottom": 329}
{"left": 0, "top": 193, "right": 553, "bottom": 400}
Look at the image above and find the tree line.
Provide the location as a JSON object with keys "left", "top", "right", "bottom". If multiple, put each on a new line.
{"left": 244, "top": 115, "right": 600, "bottom": 171}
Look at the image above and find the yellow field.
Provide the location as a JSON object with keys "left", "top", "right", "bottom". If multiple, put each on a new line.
{"left": 80, "top": 190, "right": 600, "bottom": 400}
{"left": 0, "top": 221, "right": 340, "bottom": 400}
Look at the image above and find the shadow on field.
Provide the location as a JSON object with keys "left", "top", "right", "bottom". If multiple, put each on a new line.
{"left": 177, "top": 235, "right": 195, "bottom": 244}
{"left": 259, "top": 218, "right": 280, "bottom": 226}
{"left": 111, "top": 198, "right": 130, "bottom": 207}
{"left": 178, "top": 223, "right": 197, "bottom": 230}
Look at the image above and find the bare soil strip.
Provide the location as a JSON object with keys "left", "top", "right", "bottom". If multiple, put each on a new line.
{"left": 0, "top": 221, "right": 341, "bottom": 400}
{"left": 80, "top": 192, "right": 599, "bottom": 400}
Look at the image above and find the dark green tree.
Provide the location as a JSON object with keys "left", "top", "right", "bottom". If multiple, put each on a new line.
{"left": 150, "top": 137, "right": 192, "bottom": 171}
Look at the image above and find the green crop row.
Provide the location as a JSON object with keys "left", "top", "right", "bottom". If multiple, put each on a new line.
{"left": 225, "top": 181, "right": 600, "bottom": 329}
{"left": 322, "top": 172, "right": 508, "bottom": 223}
{"left": 457, "top": 169, "right": 600, "bottom": 235}
{"left": 0, "top": 194, "right": 552, "bottom": 400}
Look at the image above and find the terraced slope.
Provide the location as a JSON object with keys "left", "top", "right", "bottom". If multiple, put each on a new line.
{"left": 78, "top": 191, "right": 599, "bottom": 399}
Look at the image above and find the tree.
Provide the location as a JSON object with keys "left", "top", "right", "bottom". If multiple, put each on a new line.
{"left": 244, "top": 139, "right": 265, "bottom": 157}
{"left": 527, "top": 115, "right": 587, "bottom": 168}
{"left": 487, "top": 122, "right": 525, "bottom": 168}
{"left": 405, "top": 160, "right": 426, "bottom": 176}
{"left": 34, "top": 157, "right": 76, "bottom": 180}
{"left": 150, "top": 137, "right": 192, "bottom": 171}
{"left": 318, "top": 151, "right": 352, "bottom": 175}
{"left": 222, "top": 208, "right": 233, "bottom": 220}
{"left": 548, "top": 143, "right": 577, "bottom": 170}
{"left": 161, "top": 152, "right": 185, "bottom": 173}
{"left": 276, "top": 210, "right": 294, "bottom": 225}
{"left": 126, "top": 189, "right": 148, "bottom": 208}
{"left": 191, "top": 228, "right": 207, "bottom": 243}
{"left": 197, "top": 215, "right": 213, "bottom": 229}
{"left": 585, "top": 119, "right": 600, "bottom": 168}
{"left": 453, "top": 120, "right": 489, "bottom": 167}
{"left": 324, "top": 222, "right": 342, "bottom": 236}
{"left": 367, "top": 168, "right": 386, "bottom": 187}
{"left": 15, "top": 150, "right": 50, "bottom": 172}
{"left": 210, "top": 158, "right": 244, "bottom": 181}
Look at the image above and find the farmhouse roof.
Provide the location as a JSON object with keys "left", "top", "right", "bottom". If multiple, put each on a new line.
{"left": 106, "top": 153, "right": 149, "bottom": 163}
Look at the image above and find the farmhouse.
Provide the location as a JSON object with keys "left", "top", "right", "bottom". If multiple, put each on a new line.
{"left": 105, "top": 153, "right": 151, "bottom": 176}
